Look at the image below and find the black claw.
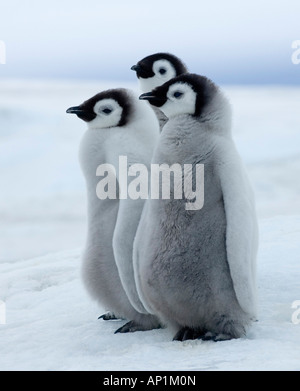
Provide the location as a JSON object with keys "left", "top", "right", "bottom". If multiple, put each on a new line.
{"left": 114, "top": 320, "right": 140, "bottom": 334}
{"left": 173, "top": 327, "right": 187, "bottom": 341}
{"left": 200, "top": 332, "right": 216, "bottom": 341}
{"left": 98, "top": 312, "right": 120, "bottom": 321}
{"left": 213, "top": 333, "right": 233, "bottom": 342}
{"left": 173, "top": 327, "right": 207, "bottom": 341}
{"left": 114, "top": 320, "right": 162, "bottom": 334}
{"left": 174, "top": 327, "right": 236, "bottom": 342}
{"left": 198, "top": 332, "right": 233, "bottom": 342}
{"left": 173, "top": 327, "right": 196, "bottom": 341}
{"left": 184, "top": 328, "right": 195, "bottom": 340}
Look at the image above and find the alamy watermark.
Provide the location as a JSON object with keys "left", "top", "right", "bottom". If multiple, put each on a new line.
{"left": 96, "top": 156, "right": 204, "bottom": 210}
{"left": 0, "top": 300, "right": 6, "bottom": 324}
{"left": 0, "top": 40, "right": 6, "bottom": 64}
{"left": 291, "top": 300, "right": 300, "bottom": 324}
{"left": 291, "top": 40, "right": 300, "bottom": 65}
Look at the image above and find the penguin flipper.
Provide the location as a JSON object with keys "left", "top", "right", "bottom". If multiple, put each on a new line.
{"left": 112, "top": 196, "right": 151, "bottom": 315}
{"left": 216, "top": 139, "right": 259, "bottom": 319}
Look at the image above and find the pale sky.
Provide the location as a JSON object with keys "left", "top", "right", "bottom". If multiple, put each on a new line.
{"left": 0, "top": 0, "right": 299, "bottom": 84}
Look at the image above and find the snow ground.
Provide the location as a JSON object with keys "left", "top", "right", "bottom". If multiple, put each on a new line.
{"left": 0, "top": 80, "right": 299, "bottom": 371}
{"left": 0, "top": 216, "right": 299, "bottom": 371}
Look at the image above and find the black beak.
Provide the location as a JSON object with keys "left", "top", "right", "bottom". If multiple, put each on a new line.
{"left": 66, "top": 106, "right": 84, "bottom": 114}
{"left": 131, "top": 64, "right": 141, "bottom": 72}
{"left": 139, "top": 92, "right": 158, "bottom": 101}
{"left": 66, "top": 105, "right": 96, "bottom": 122}
{"left": 139, "top": 92, "right": 166, "bottom": 107}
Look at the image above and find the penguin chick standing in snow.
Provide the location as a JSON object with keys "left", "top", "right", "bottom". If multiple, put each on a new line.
{"left": 131, "top": 53, "right": 188, "bottom": 130}
{"left": 135, "top": 74, "right": 258, "bottom": 341}
{"left": 67, "top": 88, "right": 160, "bottom": 333}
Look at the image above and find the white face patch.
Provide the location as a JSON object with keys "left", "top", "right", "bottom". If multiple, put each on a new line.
{"left": 138, "top": 59, "right": 177, "bottom": 93}
{"left": 90, "top": 98, "right": 123, "bottom": 129}
{"left": 160, "top": 82, "right": 197, "bottom": 118}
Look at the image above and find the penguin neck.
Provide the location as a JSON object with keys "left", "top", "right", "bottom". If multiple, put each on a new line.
{"left": 79, "top": 129, "right": 119, "bottom": 224}
{"left": 157, "top": 114, "right": 225, "bottom": 164}
{"left": 152, "top": 106, "right": 168, "bottom": 131}
{"left": 200, "top": 92, "right": 232, "bottom": 137}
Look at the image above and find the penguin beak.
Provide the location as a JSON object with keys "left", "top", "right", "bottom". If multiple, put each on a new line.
{"left": 66, "top": 105, "right": 96, "bottom": 122}
{"left": 131, "top": 64, "right": 151, "bottom": 78}
{"left": 66, "top": 106, "right": 85, "bottom": 114}
{"left": 139, "top": 92, "right": 160, "bottom": 101}
{"left": 131, "top": 64, "right": 142, "bottom": 72}
{"left": 139, "top": 92, "right": 156, "bottom": 101}
{"left": 139, "top": 92, "right": 166, "bottom": 107}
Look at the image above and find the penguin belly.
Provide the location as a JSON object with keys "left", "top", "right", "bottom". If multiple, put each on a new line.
{"left": 139, "top": 167, "right": 250, "bottom": 338}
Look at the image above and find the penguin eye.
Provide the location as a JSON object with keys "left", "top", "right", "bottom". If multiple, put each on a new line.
{"left": 159, "top": 68, "right": 167, "bottom": 75}
{"left": 174, "top": 91, "right": 183, "bottom": 99}
{"left": 102, "top": 108, "right": 112, "bottom": 115}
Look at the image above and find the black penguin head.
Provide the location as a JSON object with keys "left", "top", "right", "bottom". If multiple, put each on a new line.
{"left": 139, "top": 73, "right": 219, "bottom": 119}
{"left": 131, "top": 53, "right": 188, "bottom": 93}
{"left": 66, "top": 89, "right": 132, "bottom": 128}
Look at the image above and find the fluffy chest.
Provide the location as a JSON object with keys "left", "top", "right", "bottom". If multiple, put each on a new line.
{"left": 155, "top": 116, "right": 217, "bottom": 166}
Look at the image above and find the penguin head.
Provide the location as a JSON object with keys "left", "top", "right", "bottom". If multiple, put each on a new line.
{"left": 131, "top": 53, "right": 188, "bottom": 93}
{"left": 66, "top": 89, "right": 132, "bottom": 129}
{"left": 139, "top": 73, "right": 223, "bottom": 121}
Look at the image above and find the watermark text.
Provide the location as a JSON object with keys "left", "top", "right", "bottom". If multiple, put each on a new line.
{"left": 96, "top": 156, "right": 204, "bottom": 211}
{"left": 0, "top": 300, "right": 6, "bottom": 324}
{"left": 291, "top": 300, "right": 300, "bottom": 324}
{"left": 0, "top": 41, "right": 6, "bottom": 64}
{"left": 291, "top": 40, "right": 300, "bottom": 65}
{"left": 103, "top": 374, "right": 196, "bottom": 388}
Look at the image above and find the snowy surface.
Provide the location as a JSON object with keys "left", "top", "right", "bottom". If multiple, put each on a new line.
{"left": 0, "top": 80, "right": 300, "bottom": 371}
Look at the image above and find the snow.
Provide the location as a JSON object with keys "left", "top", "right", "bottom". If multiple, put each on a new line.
{"left": 0, "top": 80, "right": 300, "bottom": 371}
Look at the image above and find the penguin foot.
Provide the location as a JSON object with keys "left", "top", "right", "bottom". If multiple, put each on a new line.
{"left": 213, "top": 315, "right": 246, "bottom": 339}
{"left": 98, "top": 311, "right": 122, "bottom": 321}
{"left": 173, "top": 327, "right": 206, "bottom": 341}
{"left": 200, "top": 332, "right": 234, "bottom": 342}
{"left": 173, "top": 328, "right": 236, "bottom": 342}
{"left": 114, "top": 320, "right": 162, "bottom": 334}
{"left": 213, "top": 333, "right": 233, "bottom": 342}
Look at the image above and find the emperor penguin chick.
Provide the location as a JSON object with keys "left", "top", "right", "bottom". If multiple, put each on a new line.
{"left": 67, "top": 88, "right": 160, "bottom": 333}
{"left": 131, "top": 52, "right": 188, "bottom": 130}
{"left": 136, "top": 74, "right": 259, "bottom": 341}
